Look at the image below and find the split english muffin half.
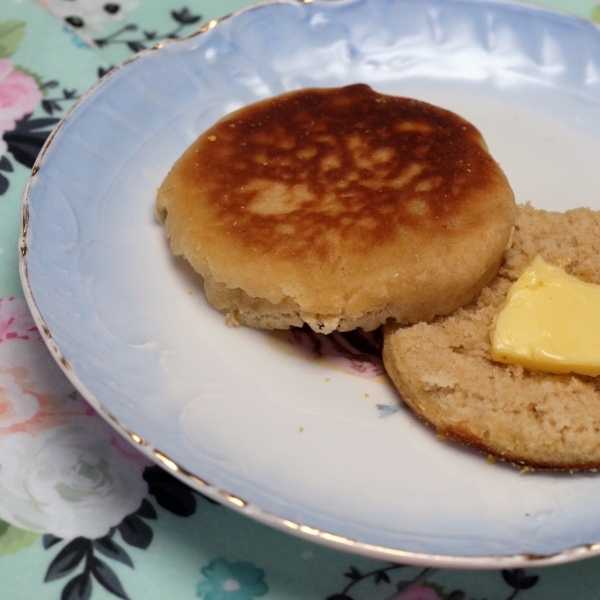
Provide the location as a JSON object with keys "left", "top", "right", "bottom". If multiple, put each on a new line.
{"left": 383, "top": 204, "right": 600, "bottom": 471}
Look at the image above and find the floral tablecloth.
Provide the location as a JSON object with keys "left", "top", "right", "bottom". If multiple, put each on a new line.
{"left": 3, "top": 0, "right": 600, "bottom": 598}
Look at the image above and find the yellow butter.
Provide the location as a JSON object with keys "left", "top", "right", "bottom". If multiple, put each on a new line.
{"left": 489, "top": 255, "right": 600, "bottom": 376}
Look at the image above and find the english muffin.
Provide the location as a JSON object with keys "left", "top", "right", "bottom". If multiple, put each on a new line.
{"left": 156, "top": 84, "right": 515, "bottom": 333}
{"left": 383, "top": 204, "right": 600, "bottom": 470}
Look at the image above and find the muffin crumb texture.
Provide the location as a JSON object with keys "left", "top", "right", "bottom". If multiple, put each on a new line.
{"left": 383, "top": 204, "right": 600, "bottom": 470}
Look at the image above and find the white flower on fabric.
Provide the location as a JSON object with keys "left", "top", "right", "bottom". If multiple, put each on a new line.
{"left": 0, "top": 296, "right": 151, "bottom": 538}
{"left": 37, "top": 0, "right": 139, "bottom": 32}
{"left": 0, "top": 416, "right": 148, "bottom": 538}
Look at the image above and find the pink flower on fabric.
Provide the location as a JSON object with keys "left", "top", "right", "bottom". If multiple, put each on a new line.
{"left": 0, "top": 298, "right": 85, "bottom": 436}
{"left": 0, "top": 297, "right": 40, "bottom": 343}
{"left": 397, "top": 586, "right": 443, "bottom": 600}
{"left": 0, "top": 366, "right": 80, "bottom": 437}
{"left": 0, "top": 59, "right": 42, "bottom": 153}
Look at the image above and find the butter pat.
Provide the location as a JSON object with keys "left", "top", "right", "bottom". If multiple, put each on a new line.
{"left": 490, "top": 255, "right": 600, "bottom": 376}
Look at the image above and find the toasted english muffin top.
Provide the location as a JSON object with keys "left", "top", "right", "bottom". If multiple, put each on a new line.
{"left": 157, "top": 84, "right": 515, "bottom": 332}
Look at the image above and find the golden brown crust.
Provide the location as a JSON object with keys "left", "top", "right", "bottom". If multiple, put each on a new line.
{"left": 157, "top": 84, "right": 515, "bottom": 333}
{"left": 383, "top": 204, "right": 600, "bottom": 470}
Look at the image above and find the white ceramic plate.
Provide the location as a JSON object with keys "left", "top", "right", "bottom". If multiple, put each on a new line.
{"left": 21, "top": 0, "right": 600, "bottom": 568}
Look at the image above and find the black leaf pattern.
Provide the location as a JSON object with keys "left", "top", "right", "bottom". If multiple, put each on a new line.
{"left": 374, "top": 570, "right": 391, "bottom": 584}
{"left": 44, "top": 536, "right": 133, "bottom": 600}
{"left": 329, "top": 563, "right": 408, "bottom": 598}
{"left": 0, "top": 172, "right": 8, "bottom": 196}
{"left": 118, "top": 514, "right": 153, "bottom": 549}
{"left": 98, "top": 66, "right": 115, "bottom": 79}
{"left": 15, "top": 115, "right": 60, "bottom": 131}
{"left": 61, "top": 572, "right": 92, "bottom": 600}
{"left": 4, "top": 135, "right": 46, "bottom": 167}
{"left": 92, "top": 9, "right": 202, "bottom": 53}
{"left": 0, "top": 155, "right": 14, "bottom": 172}
{"left": 171, "top": 8, "right": 202, "bottom": 25}
{"left": 41, "top": 99, "right": 61, "bottom": 115}
{"left": 44, "top": 539, "right": 90, "bottom": 582}
{"left": 90, "top": 556, "right": 130, "bottom": 600}
{"left": 126, "top": 41, "right": 146, "bottom": 52}
{"left": 42, "top": 534, "right": 63, "bottom": 550}
{"left": 135, "top": 498, "right": 158, "bottom": 520}
{"left": 42, "top": 475, "right": 203, "bottom": 600}
{"left": 41, "top": 80, "right": 59, "bottom": 90}
{"left": 143, "top": 466, "right": 197, "bottom": 516}
{"left": 151, "top": 480, "right": 197, "bottom": 515}
{"left": 502, "top": 569, "right": 540, "bottom": 590}
{"left": 344, "top": 566, "right": 362, "bottom": 581}
{"left": 92, "top": 538, "right": 133, "bottom": 568}
{"left": 5, "top": 131, "right": 47, "bottom": 151}
{"left": 4, "top": 114, "right": 59, "bottom": 169}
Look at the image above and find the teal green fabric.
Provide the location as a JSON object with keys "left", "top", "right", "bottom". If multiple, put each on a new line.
{"left": 0, "top": 0, "right": 106, "bottom": 298}
{"left": 526, "top": 0, "right": 597, "bottom": 17}
{"left": 3, "top": 491, "right": 600, "bottom": 599}
{"left": 3, "top": 0, "right": 600, "bottom": 598}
